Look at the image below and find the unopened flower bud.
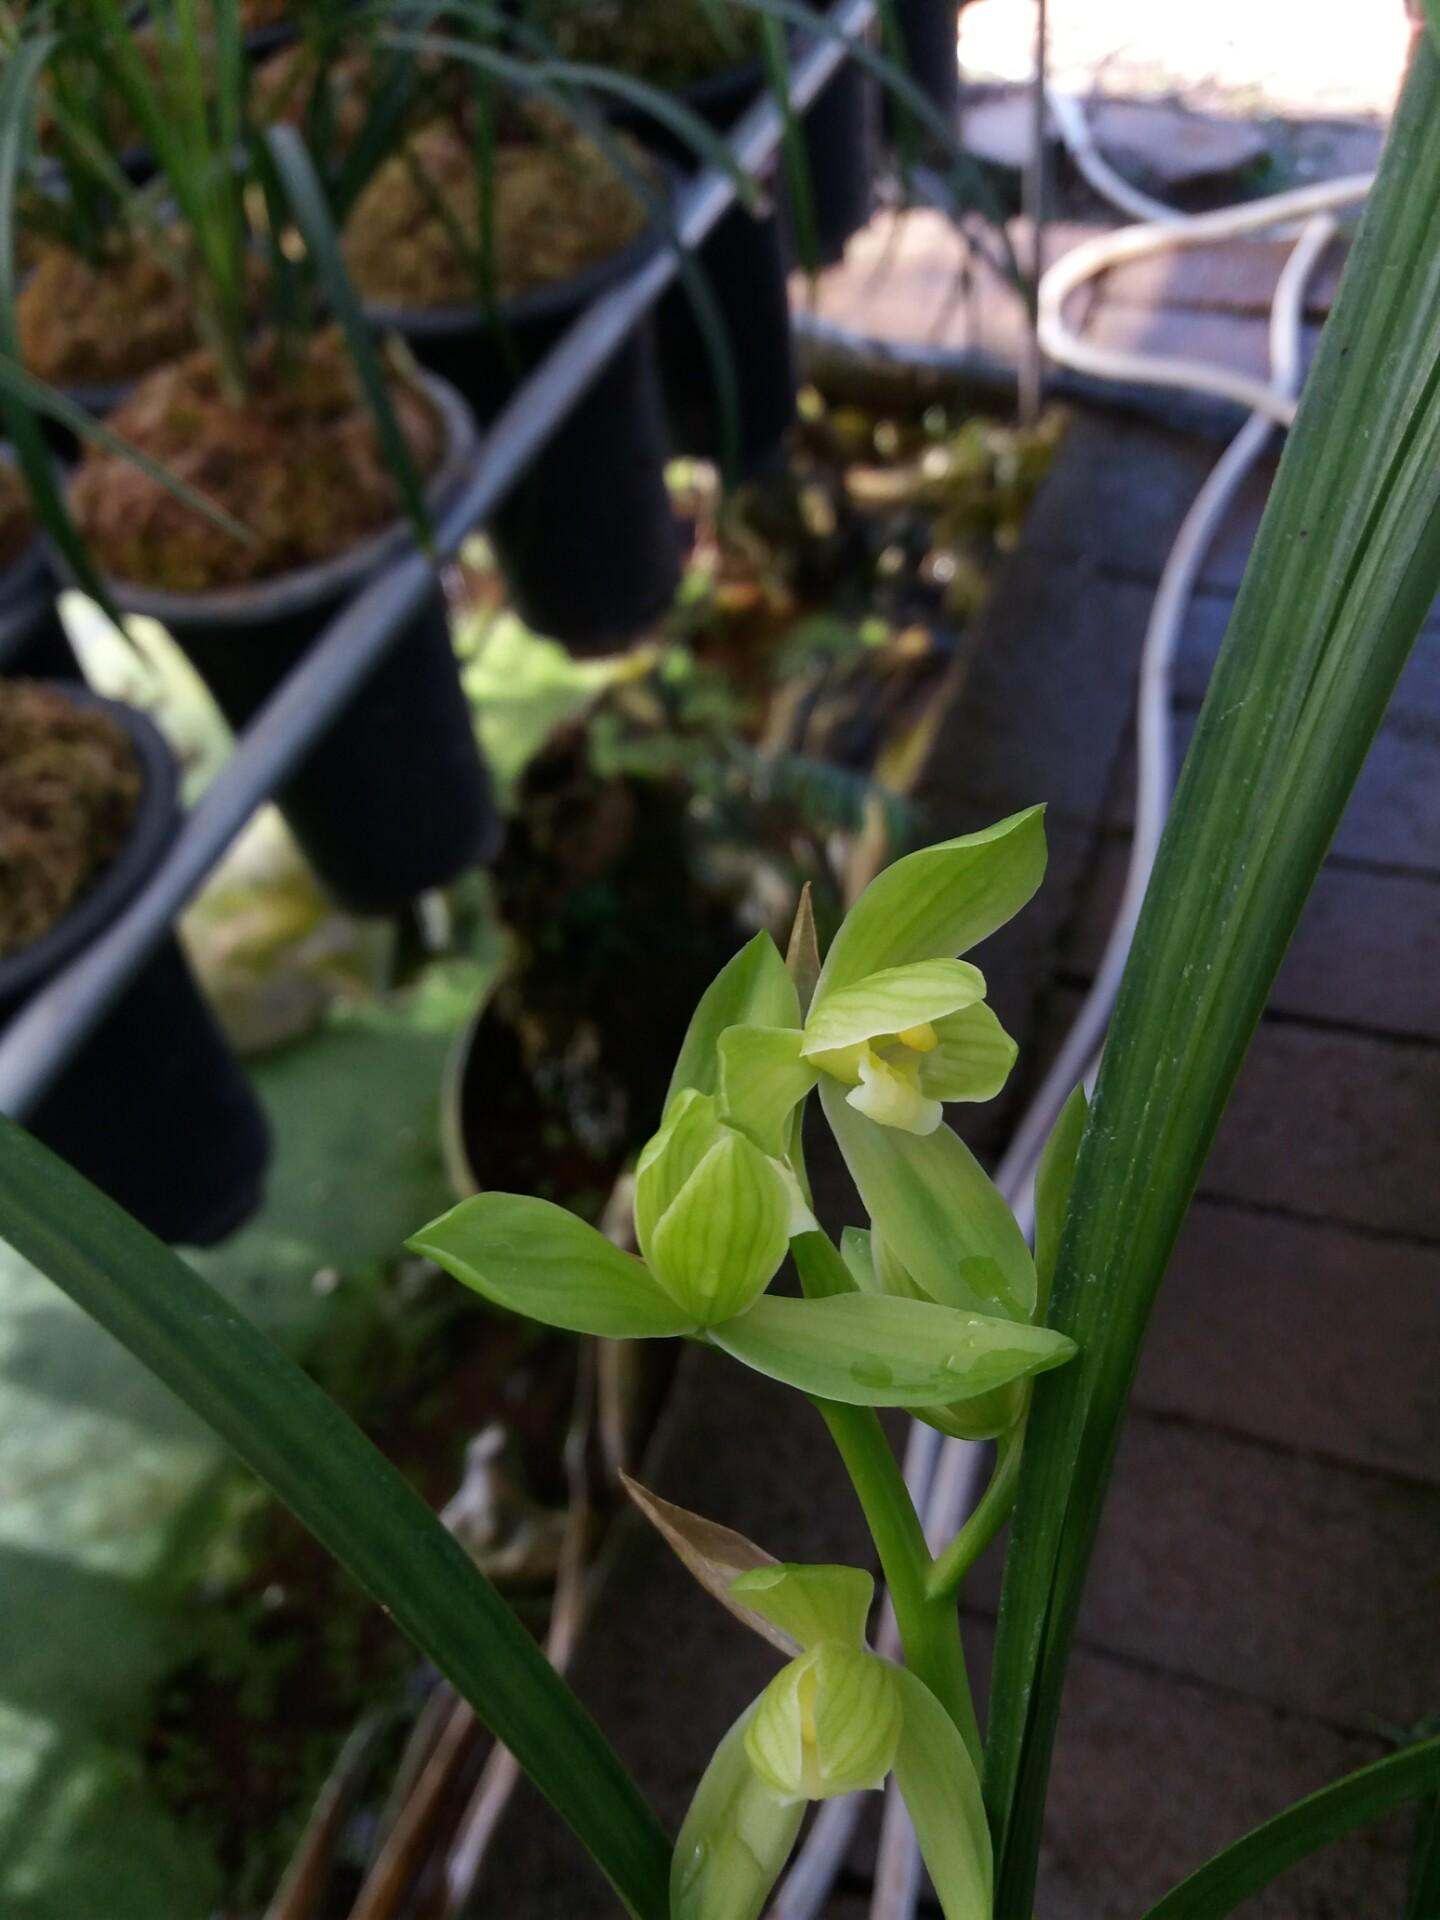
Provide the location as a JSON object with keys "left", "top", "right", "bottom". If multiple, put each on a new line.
{"left": 744, "top": 1645, "right": 903, "bottom": 1803}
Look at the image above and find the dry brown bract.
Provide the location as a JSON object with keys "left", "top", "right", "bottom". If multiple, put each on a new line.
{"left": 0, "top": 460, "right": 35, "bottom": 577}
{"left": 0, "top": 682, "right": 142, "bottom": 960}
{"left": 342, "top": 118, "right": 648, "bottom": 311}
{"left": 67, "top": 328, "right": 445, "bottom": 594}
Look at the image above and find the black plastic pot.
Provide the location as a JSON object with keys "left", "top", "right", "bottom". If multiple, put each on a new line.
{"left": 616, "top": 60, "right": 797, "bottom": 479}
{"left": 0, "top": 688, "right": 269, "bottom": 1244}
{"left": 82, "top": 375, "right": 499, "bottom": 914}
{"left": 0, "top": 534, "right": 78, "bottom": 679}
{"left": 885, "top": 0, "right": 960, "bottom": 129}
{"left": 365, "top": 236, "right": 680, "bottom": 652}
{"left": 793, "top": 27, "right": 877, "bottom": 266}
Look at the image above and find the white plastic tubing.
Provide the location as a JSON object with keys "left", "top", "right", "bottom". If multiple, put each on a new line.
{"left": 773, "top": 92, "right": 1371, "bottom": 1920}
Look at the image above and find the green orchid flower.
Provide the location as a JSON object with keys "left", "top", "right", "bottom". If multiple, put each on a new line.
{"left": 833, "top": 1085, "right": 1089, "bottom": 1441}
{"left": 717, "top": 806, "right": 1047, "bottom": 1148}
{"left": 671, "top": 1564, "right": 992, "bottom": 1920}
{"left": 410, "top": 918, "right": 1075, "bottom": 1416}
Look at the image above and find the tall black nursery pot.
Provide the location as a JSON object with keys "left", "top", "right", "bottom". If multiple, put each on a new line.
{"left": 0, "top": 689, "right": 269, "bottom": 1245}
{"left": 0, "top": 533, "right": 78, "bottom": 680}
{"left": 366, "top": 236, "right": 680, "bottom": 651}
{"left": 86, "top": 375, "right": 499, "bottom": 915}
{"left": 884, "top": 0, "right": 961, "bottom": 130}
{"left": 792, "top": 18, "right": 877, "bottom": 267}
{"left": 1, "top": 446, "right": 78, "bottom": 678}
{"left": 615, "top": 61, "right": 797, "bottom": 479}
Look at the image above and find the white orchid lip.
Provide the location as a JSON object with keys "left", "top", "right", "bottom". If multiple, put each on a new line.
{"left": 847, "top": 1047, "right": 944, "bottom": 1137}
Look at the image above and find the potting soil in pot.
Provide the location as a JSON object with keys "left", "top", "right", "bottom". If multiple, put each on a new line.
{"left": 535, "top": 0, "right": 763, "bottom": 86}
{"left": 344, "top": 111, "right": 681, "bottom": 648}
{"left": 0, "top": 680, "right": 272, "bottom": 1244}
{"left": 0, "top": 682, "right": 139, "bottom": 956}
{"left": 342, "top": 114, "right": 648, "bottom": 310}
{"left": 67, "top": 326, "right": 445, "bottom": 593}
{"left": 17, "top": 236, "right": 218, "bottom": 394}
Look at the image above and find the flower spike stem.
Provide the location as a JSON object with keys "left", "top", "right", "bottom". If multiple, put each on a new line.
{"left": 925, "top": 1422, "right": 1025, "bottom": 1603}
{"left": 792, "top": 1234, "right": 982, "bottom": 1770}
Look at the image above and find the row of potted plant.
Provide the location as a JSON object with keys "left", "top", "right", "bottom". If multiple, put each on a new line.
{"left": 0, "top": 0, "right": 975, "bottom": 1245}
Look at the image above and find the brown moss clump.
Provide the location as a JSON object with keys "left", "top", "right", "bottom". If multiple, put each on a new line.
{"left": 342, "top": 118, "right": 649, "bottom": 311}
{"left": 0, "top": 682, "right": 142, "bottom": 960}
{"left": 0, "top": 461, "right": 36, "bottom": 577}
{"left": 67, "top": 327, "right": 445, "bottom": 594}
{"left": 536, "top": 0, "right": 761, "bottom": 87}
{"left": 19, "top": 239, "right": 212, "bottom": 391}
{"left": 251, "top": 42, "right": 377, "bottom": 149}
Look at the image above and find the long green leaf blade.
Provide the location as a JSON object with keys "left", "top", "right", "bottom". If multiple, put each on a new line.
{"left": 0, "top": 1115, "right": 671, "bottom": 1920}
{"left": 1139, "top": 1739, "right": 1440, "bottom": 1920}
{"left": 986, "top": 38, "right": 1440, "bottom": 1914}
{"left": 267, "top": 124, "right": 434, "bottom": 552}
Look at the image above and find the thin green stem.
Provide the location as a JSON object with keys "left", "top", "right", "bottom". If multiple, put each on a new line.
{"left": 791, "top": 1232, "right": 982, "bottom": 1769}
{"left": 925, "top": 1423, "right": 1025, "bottom": 1602}
{"left": 814, "top": 1396, "right": 982, "bottom": 1769}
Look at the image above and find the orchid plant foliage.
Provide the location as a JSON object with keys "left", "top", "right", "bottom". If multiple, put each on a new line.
{"left": 413, "top": 805, "right": 1085, "bottom": 1918}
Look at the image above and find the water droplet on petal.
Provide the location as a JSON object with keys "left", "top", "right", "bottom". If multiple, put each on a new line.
{"left": 850, "top": 1357, "right": 893, "bottom": 1389}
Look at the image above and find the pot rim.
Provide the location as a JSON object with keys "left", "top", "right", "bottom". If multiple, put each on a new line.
{"left": 58, "top": 368, "right": 477, "bottom": 629}
{"left": 0, "top": 685, "right": 178, "bottom": 1004}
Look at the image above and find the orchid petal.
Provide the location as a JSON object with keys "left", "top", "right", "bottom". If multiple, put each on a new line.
{"left": 815, "top": 806, "right": 1046, "bottom": 996}
{"left": 409, "top": 1194, "right": 694, "bottom": 1338}
{"left": 802, "top": 959, "right": 986, "bottom": 1059}
{"left": 718, "top": 1024, "right": 819, "bottom": 1158}
{"left": 918, "top": 1001, "right": 1019, "bottom": 1105}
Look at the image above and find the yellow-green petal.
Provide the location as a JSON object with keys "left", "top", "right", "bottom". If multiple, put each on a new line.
{"left": 814, "top": 806, "right": 1047, "bottom": 996}
{"left": 730, "top": 1563, "right": 874, "bottom": 1651}
{"left": 649, "top": 1130, "right": 791, "bottom": 1324}
{"left": 918, "top": 1001, "right": 1019, "bottom": 1105}
{"left": 718, "top": 1024, "right": 819, "bottom": 1157}
{"left": 890, "top": 1667, "right": 992, "bottom": 1919}
{"left": 745, "top": 1647, "right": 903, "bottom": 1802}
{"left": 634, "top": 1088, "right": 725, "bottom": 1266}
{"left": 409, "top": 1193, "right": 696, "bottom": 1338}
{"left": 671, "top": 1702, "right": 805, "bottom": 1920}
{"left": 710, "top": 1291, "right": 1075, "bottom": 1407}
{"left": 668, "top": 932, "right": 801, "bottom": 1108}
{"left": 822, "top": 1081, "right": 1037, "bottom": 1319}
{"left": 802, "top": 959, "right": 986, "bottom": 1059}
